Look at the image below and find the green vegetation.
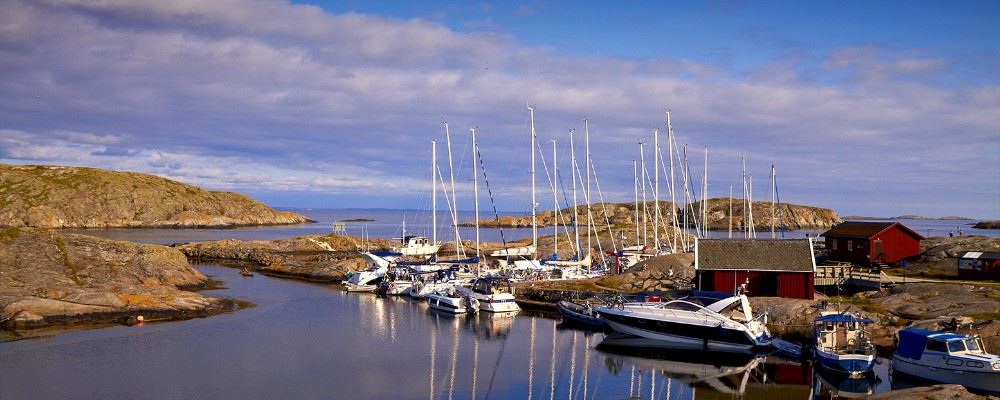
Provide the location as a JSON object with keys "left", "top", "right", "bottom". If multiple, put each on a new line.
{"left": 0, "top": 227, "right": 21, "bottom": 240}
{"left": 965, "top": 312, "right": 1000, "bottom": 321}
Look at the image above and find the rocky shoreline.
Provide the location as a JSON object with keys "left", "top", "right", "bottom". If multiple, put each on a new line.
{"left": 0, "top": 164, "right": 313, "bottom": 228}
{"left": 0, "top": 228, "right": 246, "bottom": 335}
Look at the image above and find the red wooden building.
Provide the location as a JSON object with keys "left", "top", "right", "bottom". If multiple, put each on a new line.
{"left": 821, "top": 221, "right": 923, "bottom": 265}
{"left": 957, "top": 251, "right": 1000, "bottom": 280}
{"left": 695, "top": 239, "right": 817, "bottom": 300}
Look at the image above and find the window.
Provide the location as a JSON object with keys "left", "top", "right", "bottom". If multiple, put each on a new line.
{"left": 832, "top": 240, "right": 838, "bottom": 251}
{"left": 847, "top": 240, "right": 853, "bottom": 251}
{"left": 965, "top": 339, "right": 981, "bottom": 352}
{"left": 926, "top": 340, "right": 948, "bottom": 352}
{"left": 948, "top": 340, "right": 966, "bottom": 353}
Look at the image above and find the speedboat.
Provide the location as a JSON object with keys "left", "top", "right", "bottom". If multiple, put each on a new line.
{"left": 456, "top": 276, "right": 520, "bottom": 313}
{"left": 375, "top": 266, "right": 414, "bottom": 296}
{"left": 892, "top": 328, "right": 1000, "bottom": 394}
{"left": 813, "top": 312, "right": 876, "bottom": 376}
{"left": 407, "top": 270, "right": 455, "bottom": 298}
{"left": 343, "top": 252, "right": 393, "bottom": 292}
{"left": 595, "top": 291, "right": 771, "bottom": 354}
{"left": 425, "top": 285, "right": 479, "bottom": 314}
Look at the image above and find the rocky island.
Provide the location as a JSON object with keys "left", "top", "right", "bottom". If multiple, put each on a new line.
{"left": 0, "top": 228, "right": 242, "bottom": 333}
{"left": 0, "top": 164, "right": 312, "bottom": 228}
{"left": 459, "top": 199, "right": 841, "bottom": 231}
{"left": 973, "top": 220, "right": 1000, "bottom": 230}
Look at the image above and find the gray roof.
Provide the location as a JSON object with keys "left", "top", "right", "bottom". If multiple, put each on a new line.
{"left": 696, "top": 239, "right": 816, "bottom": 272}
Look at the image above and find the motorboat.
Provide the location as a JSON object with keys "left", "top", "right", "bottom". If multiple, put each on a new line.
{"left": 892, "top": 328, "right": 1000, "bottom": 393}
{"left": 407, "top": 270, "right": 454, "bottom": 299}
{"left": 456, "top": 276, "right": 520, "bottom": 313}
{"left": 555, "top": 300, "right": 609, "bottom": 331}
{"left": 813, "top": 312, "right": 876, "bottom": 376}
{"left": 425, "top": 285, "right": 479, "bottom": 314}
{"left": 375, "top": 266, "right": 415, "bottom": 296}
{"left": 391, "top": 235, "right": 441, "bottom": 257}
{"left": 595, "top": 291, "right": 771, "bottom": 354}
{"left": 342, "top": 252, "right": 393, "bottom": 292}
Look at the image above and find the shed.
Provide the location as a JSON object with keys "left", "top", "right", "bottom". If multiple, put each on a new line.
{"left": 957, "top": 251, "right": 1000, "bottom": 280}
{"left": 695, "top": 238, "right": 817, "bottom": 300}
{"left": 821, "top": 221, "right": 923, "bottom": 266}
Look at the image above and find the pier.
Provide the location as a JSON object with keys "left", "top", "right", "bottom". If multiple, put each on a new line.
{"left": 815, "top": 263, "right": 893, "bottom": 291}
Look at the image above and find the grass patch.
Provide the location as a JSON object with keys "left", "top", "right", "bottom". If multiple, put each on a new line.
{"left": 829, "top": 295, "right": 887, "bottom": 314}
{"left": 0, "top": 227, "right": 21, "bottom": 240}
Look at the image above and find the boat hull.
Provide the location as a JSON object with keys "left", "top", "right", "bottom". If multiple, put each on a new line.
{"left": 426, "top": 294, "right": 471, "bottom": 314}
{"left": 815, "top": 349, "right": 875, "bottom": 376}
{"left": 480, "top": 296, "right": 519, "bottom": 313}
{"left": 555, "top": 301, "right": 609, "bottom": 331}
{"left": 343, "top": 284, "right": 377, "bottom": 292}
{"left": 892, "top": 355, "right": 1000, "bottom": 394}
{"left": 599, "top": 311, "right": 767, "bottom": 354}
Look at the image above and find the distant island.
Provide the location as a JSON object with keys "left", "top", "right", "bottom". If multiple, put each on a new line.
{"left": 842, "top": 215, "right": 975, "bottom": 221}
{"left": 973, "top": 220, "right": 1000, "bottom": 230}
{"left": 0, "top": 164, "right": 313, "bottom": 228}
{"left": 340, "top": 218, "right": 375, "bottom": 222}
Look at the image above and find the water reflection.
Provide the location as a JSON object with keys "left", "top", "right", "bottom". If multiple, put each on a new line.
{"left": 0, "top": 264, "right": 895, "bottom": 400}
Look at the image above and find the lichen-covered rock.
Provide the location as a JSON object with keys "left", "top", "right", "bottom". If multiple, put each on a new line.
{"left": 0, "top": 228, "right": 237, "bottom": 330}
{"left": 690, "top": 198, "right": 842, "bottom": 230}
{"left": 0, "top": 164, "right": 312, "bottom": 228}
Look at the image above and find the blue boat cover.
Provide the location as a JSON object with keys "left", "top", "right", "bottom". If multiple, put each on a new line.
{"left": 815, "top": 313, "right": 875, "bottom": 324}
{"left": 896, "top": 328, "right": 968, "bottom": 359}
{"left": 438, "top": 257, "right": 479, "bottom": 264}
{"left": 371, "top": 251, "right": 403, "bottom": 257}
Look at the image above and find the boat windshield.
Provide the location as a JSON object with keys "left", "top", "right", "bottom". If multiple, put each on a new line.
{"left": 662, "top": 301, "right": 704, "bottom": 312}
{"left": 948, "top": 340, "right": 966, "bottom": 353}
{"left": 964, "top": 338, "right": 981, "bottom": 352}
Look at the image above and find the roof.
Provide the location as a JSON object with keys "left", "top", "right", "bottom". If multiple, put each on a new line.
{"left": 960, "top": 251, "right": 1000, "bottom": 260}
{"left": 696, "top": 239, "right": 816, "bottom": 272}
{"left": 897, "top": 328, "right": 972, "bottom": 359}
{"left": 815, "top": 313, "right": 874, "bottom": 324}
{"left": 822, "top": 221, "right": 925, "bottom": 240}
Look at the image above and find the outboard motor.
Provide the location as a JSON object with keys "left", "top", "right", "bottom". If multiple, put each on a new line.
{"left": 464, "top": 295, "right": 480, "bottom": 314}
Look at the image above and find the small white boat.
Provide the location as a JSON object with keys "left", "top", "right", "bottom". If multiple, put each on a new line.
{"left": 892, "top": 328, "right": 1000, "bottom": 394}
{"left": 391, "top": 235, "right": 441, "bottom": 257}
{"left": 343, "top": 252, "right": 391, "bottom": 292}
{"left": 426, "top": 286, "right": 479, "bottom": 314}
{"left": 814, "top": 312, "right": 876, "bottom": 376}
{"left": 457, "top": 276, "right": 520, "bottom": 313}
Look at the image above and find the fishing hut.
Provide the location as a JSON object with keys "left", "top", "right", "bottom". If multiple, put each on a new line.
{"left": 694, "top": 238, "right": 817, "bottom": 300}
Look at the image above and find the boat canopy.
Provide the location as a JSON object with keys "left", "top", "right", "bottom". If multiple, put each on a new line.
{"left": 815, "top": 313, "right": 874, "bottom": 324}
{"left": 897, "top": 328, "right": 970, "bottom": 360}
{"left": 437, "top": 257, "right": 479, "bottom": 264}
{"left": 371, "top": 251, "right": 403, "bottom": 258}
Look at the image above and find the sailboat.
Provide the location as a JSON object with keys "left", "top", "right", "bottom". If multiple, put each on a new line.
{"left": 491, "top": 105, "right": 541, "bottom": 270}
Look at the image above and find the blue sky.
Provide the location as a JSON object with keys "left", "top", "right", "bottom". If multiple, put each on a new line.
{"left": 1, "top": 0, "right": 998, "bottom": 218}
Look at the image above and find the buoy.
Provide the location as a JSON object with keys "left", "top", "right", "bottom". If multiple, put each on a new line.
{"left": 136, "top": 315, "right": 144, "bottom": 322}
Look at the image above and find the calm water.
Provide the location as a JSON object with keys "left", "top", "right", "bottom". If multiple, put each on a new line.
{"left": 64, "top": 208, "right": 998, "bottom": 247}
{"left": 1, "top": 263, "right": 900, "bottom": 400}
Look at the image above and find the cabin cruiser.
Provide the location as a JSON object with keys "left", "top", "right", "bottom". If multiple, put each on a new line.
{"left": 375, "top": 266, "right": 415, "bottom": 296}
{"left": 595, "top": 291, "right": 771, "bottom": 354}
{"left": 391, "top": 235, "right": 441, "bottom": 257}
{"left": 892, "top": 328, "right": 1000, "bottom": 393}
{"left": 407, "top": 269, "right": 455, "bottom": 299}
{"left": 456, "top": 276, "right": 520, "bottom": 313}
{"left": 813, "top": 312, "right": 876, "bottom": 376}
{"left": 425, "top": 285, "right": 479, "bottom": 314}
{"left": 343, "top": 251, "right": 396, "bottom": 292}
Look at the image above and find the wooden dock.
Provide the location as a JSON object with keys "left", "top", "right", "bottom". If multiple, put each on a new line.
{"left": 815, "top": 263, "right": 892, "bottom": 291}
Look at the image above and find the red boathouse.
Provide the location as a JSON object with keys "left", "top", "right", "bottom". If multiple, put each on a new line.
{"left": 695, "top": 239, "right": 817, "bottom": 300}
{"left": 822, "top": 221, "right": 923, "bottom": 266}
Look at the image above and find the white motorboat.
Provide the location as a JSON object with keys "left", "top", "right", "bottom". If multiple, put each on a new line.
{"left": 407, "top": 271, "right": 454, "bottom": 299}
{"left": 892, "top": 328, "right": 1000, "bottom": 393}
{"left": 457, "top": 276, "right": 520, "bottom": 313}
{"left": 595, "top": 292, "right": 771, "bottom": 354}
{"left": 425, "top": 285, "right": 479, "bottom": 314}
{"left": 391, "top": 235, "right": 441, "bottom": 257}
{"left": 343, "top": 251, "right": 392, "bottom": 292}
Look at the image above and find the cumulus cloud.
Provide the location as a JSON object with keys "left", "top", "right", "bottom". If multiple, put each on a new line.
{"left": 0, "top": 0, "right": 997, "bottom": 217}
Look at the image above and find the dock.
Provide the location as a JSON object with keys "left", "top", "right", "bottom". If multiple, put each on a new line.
{"left": 815, "top": 263, "right": 893, "bottom": 291}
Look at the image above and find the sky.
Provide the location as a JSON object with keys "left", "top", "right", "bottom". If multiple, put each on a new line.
{"left": 1, "top": 0, "right": 998, "bottom": 218}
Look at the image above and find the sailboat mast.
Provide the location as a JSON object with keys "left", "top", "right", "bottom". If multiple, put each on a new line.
{"left": 633, "top": 159, "right": 639, "bottom": 247}
{"left": 728, "top": 185, "right": 733, "bottom": 239}
{"left": 444, "top": 122, "right": 462, "bottom": 256}
{"left": 432, "top": 139, "right": 437, "bottom": 247}
{"left": 741, "top": 154, "right": 748, "bottom": 239}
{"left": 667, "top": 111, "right": 677, "bottom": 252}
{"left": 528, "top": 105, "right": 538, "bottom": 253}
{"left": 703, "top": 146, "right": 708, "bottom": 238}
{"left": 552, "top": 139, "right": 558, "bottom": 257}
{"left": 748, "top": 176, "right": 756, "bottom": 238}
{"left": 771, "top": 164, "right": 776, "bottom": 239}
{"left": 653, "top": 127, "right": 660, "bottom": 250}
{"left": 471, "top": 128, "right": 480, "bottom": 261}
{"left": 639, "top": 142, "right": 647, "bottom": 247}
{"left": 571, "top": 129, "right": 580, "bottom": 258}
{"left": 585, "top": 118, "right": 591, "bottom": 256}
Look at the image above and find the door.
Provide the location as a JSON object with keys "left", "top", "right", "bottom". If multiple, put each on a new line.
{"left": 872, "top": 240, "right": 884, "bottom": 263}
